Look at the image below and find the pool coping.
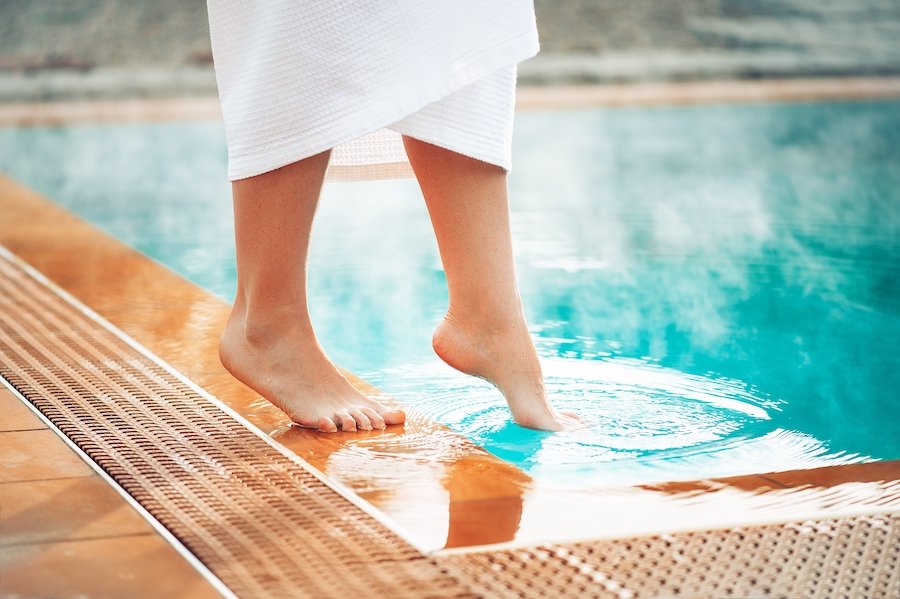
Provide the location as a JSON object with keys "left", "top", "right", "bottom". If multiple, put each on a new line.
{"left": 1, "top": 76, "right": 899, "bottom": 127}
{"left": 1, "top": 162, "right": 898, "bottom": 555}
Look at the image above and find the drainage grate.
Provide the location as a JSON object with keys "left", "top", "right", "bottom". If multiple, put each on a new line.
{"left": 0, "top": 249, "right": 469, "bottom": 598}
{"left": 2, "top": 245, "right": 898, "bottom": 599}
{"left": 439, "top": 513, "right": 900, "bottom": 598}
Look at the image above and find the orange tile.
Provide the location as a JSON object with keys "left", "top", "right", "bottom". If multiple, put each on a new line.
{"left": 0, "top": 477, "right": 154, "bottom": 546}
{"left": 0, "top": 388, "right": 45, "bottom": 432}
{"left": 760, "top": 461, "right": 900, "bottom": 489}
{"left": 0, "top": 430, "right": 94, "bottom": 483}
{"left": 640, "top": 474, "right": 780, "bottom": 495}
{"left": 0, "top": 535, "right": 222, "bottom": 599}
{"left": 445, "top": 496, "right": 525, "bottom": 548}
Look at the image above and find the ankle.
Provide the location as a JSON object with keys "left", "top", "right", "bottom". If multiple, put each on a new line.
{"left": 233, "top": 282, "right": 309, "bottom": 318}
{"left": 227, "top": 300, "right": 312, "bottom": 345}
{"left": 444, "top": 301, "right": 527, "bottom": 336}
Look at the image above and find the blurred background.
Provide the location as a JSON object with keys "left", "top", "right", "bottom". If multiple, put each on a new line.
{"left": 2, "top": 0, "right": 900, "bottom": 101}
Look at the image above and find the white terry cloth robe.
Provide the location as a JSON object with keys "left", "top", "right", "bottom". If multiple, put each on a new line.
{"left": 207, "top": 1, "right": 540, "bottom": 181}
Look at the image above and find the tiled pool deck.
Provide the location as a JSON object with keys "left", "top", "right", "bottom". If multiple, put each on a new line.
{"left": 2, "top": 79, "right": 899, "bottom": 597}
{"left": 0, "top": 388, "right": 223, "bottom": 598}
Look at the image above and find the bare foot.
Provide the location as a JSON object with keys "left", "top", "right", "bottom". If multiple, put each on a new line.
{"left": 432, "top": 311, "right": 581, "bottom": 431}
{"left": 219, "top": 306, "right": 405, "bottom": 433}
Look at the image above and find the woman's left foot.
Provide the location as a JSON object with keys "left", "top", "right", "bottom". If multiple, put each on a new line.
{"left": 431, "top": 309, "right": 582, "bottom": 431}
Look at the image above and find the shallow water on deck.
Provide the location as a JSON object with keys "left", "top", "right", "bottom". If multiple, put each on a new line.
{"left": 2, "top": 99, "right": 898, "bottom": 486}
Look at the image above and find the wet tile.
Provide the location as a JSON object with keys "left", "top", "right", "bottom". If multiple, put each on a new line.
{"left": 640, "top": 474, "right": 779, "bottom": 496}
{"left": 0, "top": 429, "right": 94, "bottom": 483}
{"left": 0, "top": 535, "right": 222, "bottom": 599}
{"left": 442, "top": 453, "right": 532, "bottom": 502}
{"left": 0, "top": 477, "right": 154, "bottom": 546}
{"left": 761, "top": 461, "right": 900, "bottom": 488}
{"left": 445, "top": 495, "right": 526, "bottom": 548}
{"left": 0, "top": 388, "right": 45, "bottom": 432}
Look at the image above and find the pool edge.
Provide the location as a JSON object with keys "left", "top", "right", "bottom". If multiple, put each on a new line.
{"left": 1, "top": 76, "right": 899, "bottom": 127}
{"left": 1, "top": 168, "right": 898, "bottom": 553}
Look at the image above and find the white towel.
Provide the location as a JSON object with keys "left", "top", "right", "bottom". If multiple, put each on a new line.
{"left": 207, "top": 1, "right": 539, "bottom": 181}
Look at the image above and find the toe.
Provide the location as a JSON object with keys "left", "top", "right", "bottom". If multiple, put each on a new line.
{"left": 349, "top": 408, "right": 373, "bottom": 431}
{"left": 559, "top": 411, "right": 590, "bottom": 430}
{"left": 360, "top": 407, "right": 385, "bottom": 429}
{"left": 316, "top": 417, "right": 338, "bottom": 433}
{"left": 336, "top": 411, "right": 357, "bottom": 432}
{"left": 379, "top": 407, "right": 406, "bottom": 426}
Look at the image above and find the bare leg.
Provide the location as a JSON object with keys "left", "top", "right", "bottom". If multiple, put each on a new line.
{"left": 403, "top": 137, "right": 578, "bottom": 431}
{"left": 218, "top": 152, "right": 406, "bottom": 432}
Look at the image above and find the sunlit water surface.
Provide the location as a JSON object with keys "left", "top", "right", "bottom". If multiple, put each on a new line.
{"left": 2, "top": 99, "right": 898, "bottom": 486}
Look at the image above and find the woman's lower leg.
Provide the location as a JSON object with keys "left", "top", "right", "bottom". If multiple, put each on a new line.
{"left": 219, "top": 151, "right": 405, "bottom": 432}
{"left": 402, "top": 137, "right": 578, "bottom": 431}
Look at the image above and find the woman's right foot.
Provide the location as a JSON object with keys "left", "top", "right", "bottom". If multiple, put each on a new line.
{"left": 431, "top": 310, "right": 581, "bottom": 432}
{"left": 219, "top": 306, "right": 405, "bottom": 433}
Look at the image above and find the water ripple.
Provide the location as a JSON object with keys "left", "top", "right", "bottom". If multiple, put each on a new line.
{"left": 364, "top": 356, "right": 868, "bottom": 486}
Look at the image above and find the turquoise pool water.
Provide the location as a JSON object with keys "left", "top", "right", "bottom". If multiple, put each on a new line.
{"left": 2, "top": 99, "right": 898, "bottom": 486}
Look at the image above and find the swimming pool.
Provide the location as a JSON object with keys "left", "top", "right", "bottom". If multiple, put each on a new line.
{"left": 2, "top": 98, "right": 898, "bottom": 487}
